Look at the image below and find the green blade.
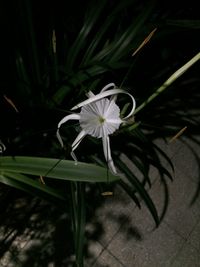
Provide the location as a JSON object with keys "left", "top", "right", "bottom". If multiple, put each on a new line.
{"left": 0, "top": 172, "right": 65, "bottom": 202}
{"left": 0, "top": 156, "right": 120, "bottom": 183}
{"left": 166, "top": 19, "right": 200, "bottom": 29}
{"left": 76, "top": 182, "right": 85, "bottom": 267}
{"left": 66, "top": 0, "right": 107, "bottom": 69}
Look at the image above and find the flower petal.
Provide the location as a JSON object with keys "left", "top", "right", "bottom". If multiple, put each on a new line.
{"left": 101, "top": 83, "right": 117, "bottom": 102}
{"left": 0, "top": 140, "right": 6, "bottom": 153}
{"left": 122, "top": 93, "right": 136, "bottom": 120}
{"left": 86, "top": 91, "right": 95, "bottom": 98}
{"left": 72, "top": 130, "right": 87, "bottom": 151}
{"left": 71, "top": 130, "right": 87, "bottom": 163}
{"left": 71, "top": 89, "right": 123, "bottom": 110}
{"left": 57, "top": 114, "right": 80, "bottom": 147}
{"left": 102, "top": 136, "right": 117, "bottom": 174}
{"left": 100, "top": 83, "right": 115, "bottom": 92}
{"left": 71, "top": 88, "right": 136, "bottom": 120}
{"left": 58, "top": 114, "right": 80, "bottom": 129}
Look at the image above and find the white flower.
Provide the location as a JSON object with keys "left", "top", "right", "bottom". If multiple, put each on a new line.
{"left": 56, "top": 83, "right": 136, "bottom": 174}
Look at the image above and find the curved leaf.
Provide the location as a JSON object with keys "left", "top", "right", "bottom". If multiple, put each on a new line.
{"left": 66, "top": 0, "right": 107, "bottom": 69}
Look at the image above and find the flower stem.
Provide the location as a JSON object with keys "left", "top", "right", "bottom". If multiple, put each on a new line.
{"left": 134, "top": 52, "right": 200, "bottom": 115}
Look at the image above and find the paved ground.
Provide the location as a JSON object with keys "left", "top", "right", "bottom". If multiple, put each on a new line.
{"left": 0, "top": 135, "right": 200, "bottom": 266}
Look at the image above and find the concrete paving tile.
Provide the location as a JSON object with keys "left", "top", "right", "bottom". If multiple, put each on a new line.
{"left": 91, "top": 185, "right": 136, "bottom": 246}
{"left": 91, "top": 147, "right": 172, "bottom": 248}
{"left": 170, "top": 242, "right": 200, "bottom": 267}
{"left": 11, "top": 236, "right": 29, "bottom": 251}
{"left": 119, "top": 153, "right": 159, "bottom": 185}
{"left": 163, "top": 167, "right": 200, "bottom": 238}
{"left": 142, "top": 177, "right": 173, "bottom": 223}
{"left": 144, "top": 138, "right": 180, "bottom": 183}
{"left": 107, "top": 219, "right": 184, "bottom": 267}
{"left": 91, "top": 165, "right": 177, "bottom": 261}
{"left": 93, "top": 249, "right": 124, "bottom": 267}
{"left": 16, "top": 239, "right": 44, "bottom": 264}
{"left": 171, "top": 137, "right": 200, "bottom": 183}
{"left": 1, "top": 136, "right": 199, "bottom": 266}
{"left": 103, "top": 166, "right": 200, "bottom": 267}
{"left": 187, "top": 217, "right": 200, "bottom": 251}
{"left": 0, "top": 251, "right": 20, "bottom": 267}
{"left": 84, "top": 240, "right": 104, "bottom": 267}
{"left": 153, "top": 138, "right": 182, "bottom": 162}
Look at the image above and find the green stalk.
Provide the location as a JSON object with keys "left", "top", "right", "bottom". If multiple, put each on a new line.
{"left": 70, "top": 182, "right": 78, "bottom": 251}
{"left": 135, "top": 52, "right": 200, "bottom": 115}
{"left": 76, "top": 182, "right": 85, "bottom": 267}
{"left": 69, "top": 182, "right": 85, "bottom": 267}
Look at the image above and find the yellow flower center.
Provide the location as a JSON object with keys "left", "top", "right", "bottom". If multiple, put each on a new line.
{"left": 99, "top": 116, "right": 105, "bottom": 124}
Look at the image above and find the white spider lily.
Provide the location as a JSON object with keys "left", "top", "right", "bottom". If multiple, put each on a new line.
{"left": 57, "top": 83, "right": 136, "bottom": 174}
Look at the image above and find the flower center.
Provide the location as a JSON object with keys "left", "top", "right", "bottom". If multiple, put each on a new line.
{"left": 99, "top": 116, "right": 105, "bottom": 124}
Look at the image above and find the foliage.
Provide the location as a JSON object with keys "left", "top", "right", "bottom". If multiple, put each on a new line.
{"left": 1, "top": 0, "right": 200, "bottom": 265}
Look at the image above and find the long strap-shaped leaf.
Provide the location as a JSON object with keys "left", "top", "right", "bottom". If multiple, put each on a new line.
{"left": 0, "top": 156, "right": 120, "bottom": 183}
{"left": 135, "top": 52, "right": 200, "bottom": 115}
{"left": 76, "top": 182, "right": 85, "bottom": 267}
{"left": 0, "top": 172, "right": 65, "bottom": 201}
{"left": 66, "top": 0, "right": 107, "bottom": 70}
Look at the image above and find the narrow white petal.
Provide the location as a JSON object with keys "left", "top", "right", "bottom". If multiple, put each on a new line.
{"left": 71, "top": 151, "right": 78, "bottom": 164}
{"left": 86, "top": 91, "right": 95, "bottom": 98}
{"left": 57, "top": 114, "right": 80, "bottom": 147}
{"left": 72, "top": 130, "right": 86, "bottom": 151}
{"left": 56, "top": 129, "right": 64, "bottom": 147}
{"left": 102, "top": 136, "right": 117, "bottom": 174}
{"left": 104, "top": 99, "right": 119, "bottom": 118}
{"left": 70, "top": 130, "right": 87, "bottom": 165}
{"left": 106, "top": 119, "right": 122, "bottom": 124}
{"left": 0, "top": 140, "right": 6, "bottom": 153}
{"left": 58, "top": 114, "right": 80, "bottom": 129}
{"left": 71, "top": 89, "right": 136, "bottom": 120}
{"left": 122, "top": 93, "right": 136, "bottom": 120}
{"left": 100, "top": 83, "right": 115, "bottom": 92}
{"left": 71, "top": 89, "right": 126, "bottom": 110}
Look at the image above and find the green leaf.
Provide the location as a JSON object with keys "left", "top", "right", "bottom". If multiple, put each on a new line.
{"left": 0, "top": 156, "right": 120, "bottom": 183}
{"left": 76, "top": 182, "right": 85, "bottom": 267}
{"left": 50, "top": 66, "right": 107, "bottom": 106}
{"left": 166, "top": 20, "right": 200, "bottom": 29}
{"left": 66, "top": 0, "right": 107, "bottom": 70}
{"left": 16, "top": 53, "right": 30, "bottom": 86}
{"left": 81, "top": 0, "right": 137, "bottom": 65}
{"left": 135, "top": 52, "right": 200, "bottom": 114}
{"left": 23, "top": 0, "right": 41, "bottom": 84}
{"left": 91, "top": 1, "right": 156, "bottom": 63}
{"left": 0, "top": 172, "right": 65, "bottom": 202}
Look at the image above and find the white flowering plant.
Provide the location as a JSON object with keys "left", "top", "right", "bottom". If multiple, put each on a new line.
{"left": 0, "top": 1, "right": 200, "bottom": 266}
{"left": 57, "top": 83, "right": 136, "bottom": 174}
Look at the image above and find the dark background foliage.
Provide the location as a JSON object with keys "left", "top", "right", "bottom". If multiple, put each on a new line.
{"left": 1, "top": 0, "right": 199, "bottom": 147}
{"left": 0, "top": 0, "right": 200, "bottom": 266}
